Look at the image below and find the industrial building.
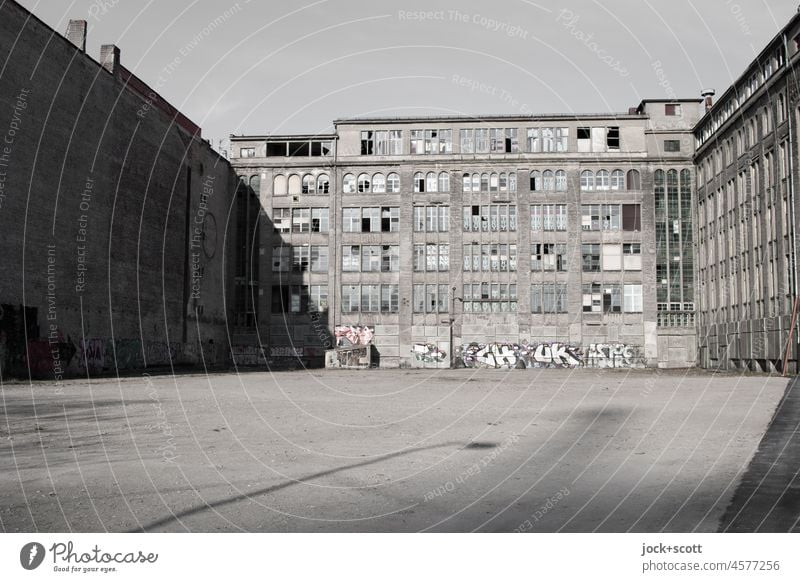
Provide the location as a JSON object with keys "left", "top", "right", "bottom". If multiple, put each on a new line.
{"left": 230, "top": 102, "right": 703, "bottom": 369}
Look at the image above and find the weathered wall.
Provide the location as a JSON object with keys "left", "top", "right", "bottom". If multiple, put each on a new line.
{"left": 0, "top": 2, "right": 235, "bottom": 379}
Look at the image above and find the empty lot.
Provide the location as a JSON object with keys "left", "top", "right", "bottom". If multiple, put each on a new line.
{"left": 0, "top": 368, "right": 789, "bottom": 532}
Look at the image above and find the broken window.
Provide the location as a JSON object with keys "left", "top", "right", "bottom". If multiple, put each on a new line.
{"left": 311, "top": 208, "right": 328, "bottom": 232}
{"left": 342, "top": 174, "right": 356, "bottom": 194}
{"left": 606, "top": 126, "right": 620, "bottom": 150}
{"left": 357, "top": 173, "right": 371, "bottom": 193}
{"left": 316, "top": 174, "right": 330, "bottom": 194}
{"left": 582, "top": 244, "right": 601, "bottom": 272}
{"left": 273, "top": 208, "right": 291, "bottom": 233}
{"left": 342, "top": 246, "right": 360, "bottom": 272}
{"left": 531, "top": 283, "right": 567, "bottom": 313}
{"left": 623, "top": 243, "right": 642, "bottom": 270}
{"left": 414, "top": 172, "right": 425, "bottom": 193}
{"left": 665, "top": 103, "right": 682, "bottom": 116}
{"left": 240, "top": 147, "right": 255, "bottom": 158}
{"left": 360, "top": 131, "right": 374, "bottom": 155}
{"left": 272, "top": 246, "right": 290, "bottom": 272}
{"left": 292, "top": 208, "right": 310, "bottom": 233}
{"left": 577, "top": 127, "right": 591, "bottom": 152}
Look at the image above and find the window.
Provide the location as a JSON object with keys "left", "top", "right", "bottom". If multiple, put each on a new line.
{"left": 527, "top": 128, "right": 540, "bottom": 152}
{"left": 542, "top": 170, "right": 555, "bottom": 191}
{"left": 414, "top": 244, "right": 449, "bottom": 271}
{"left": 580, "top": 170, "right": 594, "bottom": 191}
{"left": 413, "top": 284, "right": 449, "bottom": 313}
{"left": 462, "top": 283, "right": 517, "bottom": 313}
{"left": 316, "top": 174, "right": 330, "bottom": 194}
{"left": 373, "top": 130, "right": 402, "bottom": 155}
{"left": 582, "top": 244, "right": 601, "bottom": 272}
{"left": 240, "top": 147, "right": 255, "bottom": 158}
{"left": 490, "top": 128, "right": 518, "bottom": 152}
{"left": 273, "top": 175, "right": 287, "bottom": 195}
{"left": 438, "top": 172, "right": 450, "bottom": 192}
{"left": 414, "top": 172, "right": 425, "bottom": 193}
{"left": 530, "top": 170, "right": 541, "bottom": 191}
{"left": 344, "top": 207, "right": 399, "bottom": 232}
{"left": 531, "top": 283, "right": 567, "bottom": 313}
{"left": 292, "top": 208, "right": 310, "bottom": 233}
{"left": 342, "top": 246, "right": 360, "bottom": 271}
{"left": 462, "top": 244, "right": 517, "bottom": 272}
{"left": 531, "top": 204, "right": 567, "bottom": 231}
{"left": 341, "top": 285, "right": 400, "bottom": 312}
{"left": 418, "top": 129, "right": 453, "bottom": 154}
{"left": 606, "top": 127, "right": 620, "bottom": 150}
{"left": 272, "top": 246, "right": 290, "bottom": 272}
{"left": 596, "top": 170, "right": 610, "bottom": 191}
{"left": 311, "top": 208, "right": 328, "bottom": 232}
{"left": 555, "top": 170, "right": 567, "bottom": 191}
{"left": 410, "top": 130, "right": 424, "bottom": 155}
{"left": 531, "top": 243, "right": 567, "bottom": 271}
{"left": 288, "top": 174, "right": 302, "bottom": 195}
{"left": 610, "top": 169, "right": 624, "bottom": 190}
{"left": 602, "top": 244, "right": 622, "bottom": 271}
{"left": 665, "top": 103, "right": 682, "bottom": 116}
{"left": 343, "top": 174, "right": 356, "bottom": 194}
{"left": 359, "top": 245, "right": 398, "bottom": 272}
{"left": 271, "top": 284, "right": 327, "bottom": 314}
{"left": 360, "top": 131, "right": 374, "bottom": 155}
{"left": 556, "top": 127, "right": 569, "bottom": 152}
{"left": 308, "top": 285, "right": 328, "bottom": 311}
{"left": 273, "top": 208, "right": 291, "bottom": 233}
{"left": 528, "top": 127, "right": 568, "bottom": 152}
{"left": 624, "top": 284, "right": 643, "bottom": 312}
{"left": 343, "top": 208, "right": 360, "bottom": 232}
{"left": 626, "top": 169, "right": 641, "bottom": 190}
{"left": 623, "top": 243, "right": 642, "bottom": 270}
{"left": 664, "top": 140, "right": 681, "bottom": 152}
{"left": 622, "top": 204, "right": 641, "bottom": 231}
{"left": 426, "top": 172, "right": 438, "bottom": 192}
{"left": 372, "top": 173, "right": 386, "bottom": 193}
{"left": 463, "top": 204, "right": 517, "bottom": 232}
{"left": 413, "top": 205, "right": 449, "bottom": 232}
{"left": 311, "top": 246, "right": 328, "bottom": 272}
{"left": 357, "top": 173, "right": 371, "bottom": 193}
{"left": 387, "top": 173, "right": 400, "bottom": 193}
{"left": 582, "top": 283, "right": 621, "bottom": 313}
{"left": 577, "top": 127, "right": 591, "bottom": 152}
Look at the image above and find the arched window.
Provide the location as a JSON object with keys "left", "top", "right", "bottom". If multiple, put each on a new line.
{"left": 530, "top": 170, "right": 541, "bottom": 191}
{"left": 414, "top": 172, "right": 425, "bottom": 193}
{"left": 372, "top": 173, "right": 386, "bottom": 193}
{"left": 509, "top": 172, "right": 517, "bottom": 192}
{"left": 249, "top": 175, "right": 261, "bottom": 194}
{"left": 596, "top": 170, "right": 610, "bottom": 191}
{"left": 462, "top": 173, "right": 472, "bottom": 193}
{"left": 357, "top": 173, "right": 370, "bottom": 193}
{"left": 555, "top": 170, "right": 566, "bottom": 191}
{"left": 288, "top": 174, "right": 302, "bottom": 195}
{"left": 610, "top": 169, "right": 624, "bottom": 190}
{"left": 499, "top": 173, "right": 508, "bottom": 192}
{"left": 542, "top": 170, "right": 555, "bottom": 191}
{"left": 627, "top": 169, "right": 641, "bottom": 190}
{"left": 489, "top": 173, "right": 499, "bottom": 192}
{"left": 426, "top": 172, "right": 438, "bottom": 193}
{"left": 273, "top": 174, "right": 287, "bottom": 195}
{"left": 387, "top": 173, "right": 400, "bottom": 193}
{"left": 480, "top": 173, "right": 489, "bottom": 192}
{"left": 317, "top": 173, "right": 330, "bottom": 194}
{"left": 472, "top": 173, "right": 480, "bottom": 192}
{"left": 438, "top": 171, "right": 450, "bottom": 193}
{"left": 302, "top": 174, "right": 314, "bottom": 194}
{"left": 580, "top": 170, "right": 594, "bottom": 191}
{"left": 342, "top": 173, "right": 356, "bottom": 194}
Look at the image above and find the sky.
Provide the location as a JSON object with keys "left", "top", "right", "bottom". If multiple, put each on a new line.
{"left": 15, "top": 0, "right": 800, "bottom": 146}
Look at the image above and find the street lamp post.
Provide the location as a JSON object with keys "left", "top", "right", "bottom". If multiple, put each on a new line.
{"left": 450, "top": 286, "right": 463, "bottom": 368}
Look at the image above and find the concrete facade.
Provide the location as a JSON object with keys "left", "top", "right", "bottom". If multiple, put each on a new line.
{"left": 0, "top": 1, "right": 236, "bottom": 379}
{"left": 695, "top": 13, "right": 800, "bottom": 373}
{"left": 231, "top": 104, "right": 703, "bottom": 369}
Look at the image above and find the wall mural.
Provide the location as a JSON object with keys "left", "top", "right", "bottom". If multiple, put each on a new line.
{"left": 411, "top": 343, "right": 447, "bottom": 363}
{"left": 334, "top": 325, "right": 374, "bottom": 347}
{"left": 456, "top": 342, "right": 642, "bottom": 369}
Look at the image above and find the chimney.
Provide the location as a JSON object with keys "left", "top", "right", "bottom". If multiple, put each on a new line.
{"left": 100, "top": 44, "right": 120, "bottom": 75}
{"left": 701, "top": 88, "right": 716, "bottom": 112}
{"left": 65, "top": 20, "right": 87, "bottom": 52}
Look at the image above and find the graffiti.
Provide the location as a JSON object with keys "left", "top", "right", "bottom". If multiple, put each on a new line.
{"left": 457, "top": 341, "right": 642, "bottom": 369}
{"left": 334, "top": 325, "right": 374, "bottom": 347}
{"left": 412, "top": 343, "right": 447, "bottom": 363}
{"left": 145, "top": 341, "right": 180, "bottom": 366}
{"left": 78, "top": 338, "right": 106, "bottom": 372}
{"left": 231, "top": 345, "right": 266, "bottom": 366}
{"left": 105, "top": 339, "right": 143, "bottom": 370}
{"left": 586, "top": 343, "right": 643, "bottom": 368}
{"left": 458, "top": 342, "right": 582, "bottom": 369}
{"left": 26, "top": 337, "right": 76, "bottom": 378}
{"left": 270, "top": 346, "right": 303, "bottom": 358}
{"left": 325, "top": 345, "right": 372, "bottom": 369}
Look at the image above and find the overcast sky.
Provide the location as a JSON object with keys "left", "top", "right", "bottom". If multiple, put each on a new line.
{"left": 15, "top": 0, "right": 800, "bottom": 144}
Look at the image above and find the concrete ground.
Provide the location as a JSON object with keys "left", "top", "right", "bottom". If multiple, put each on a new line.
{"left": 0, "top": 368, "right": 790, "bottom": 532}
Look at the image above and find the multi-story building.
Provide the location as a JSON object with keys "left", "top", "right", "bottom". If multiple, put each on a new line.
{"left": 695, "top": 12, "right": 800, "bottom": 373}
{"left": 231, "top": 101, "right": 704, "bottom": 369}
